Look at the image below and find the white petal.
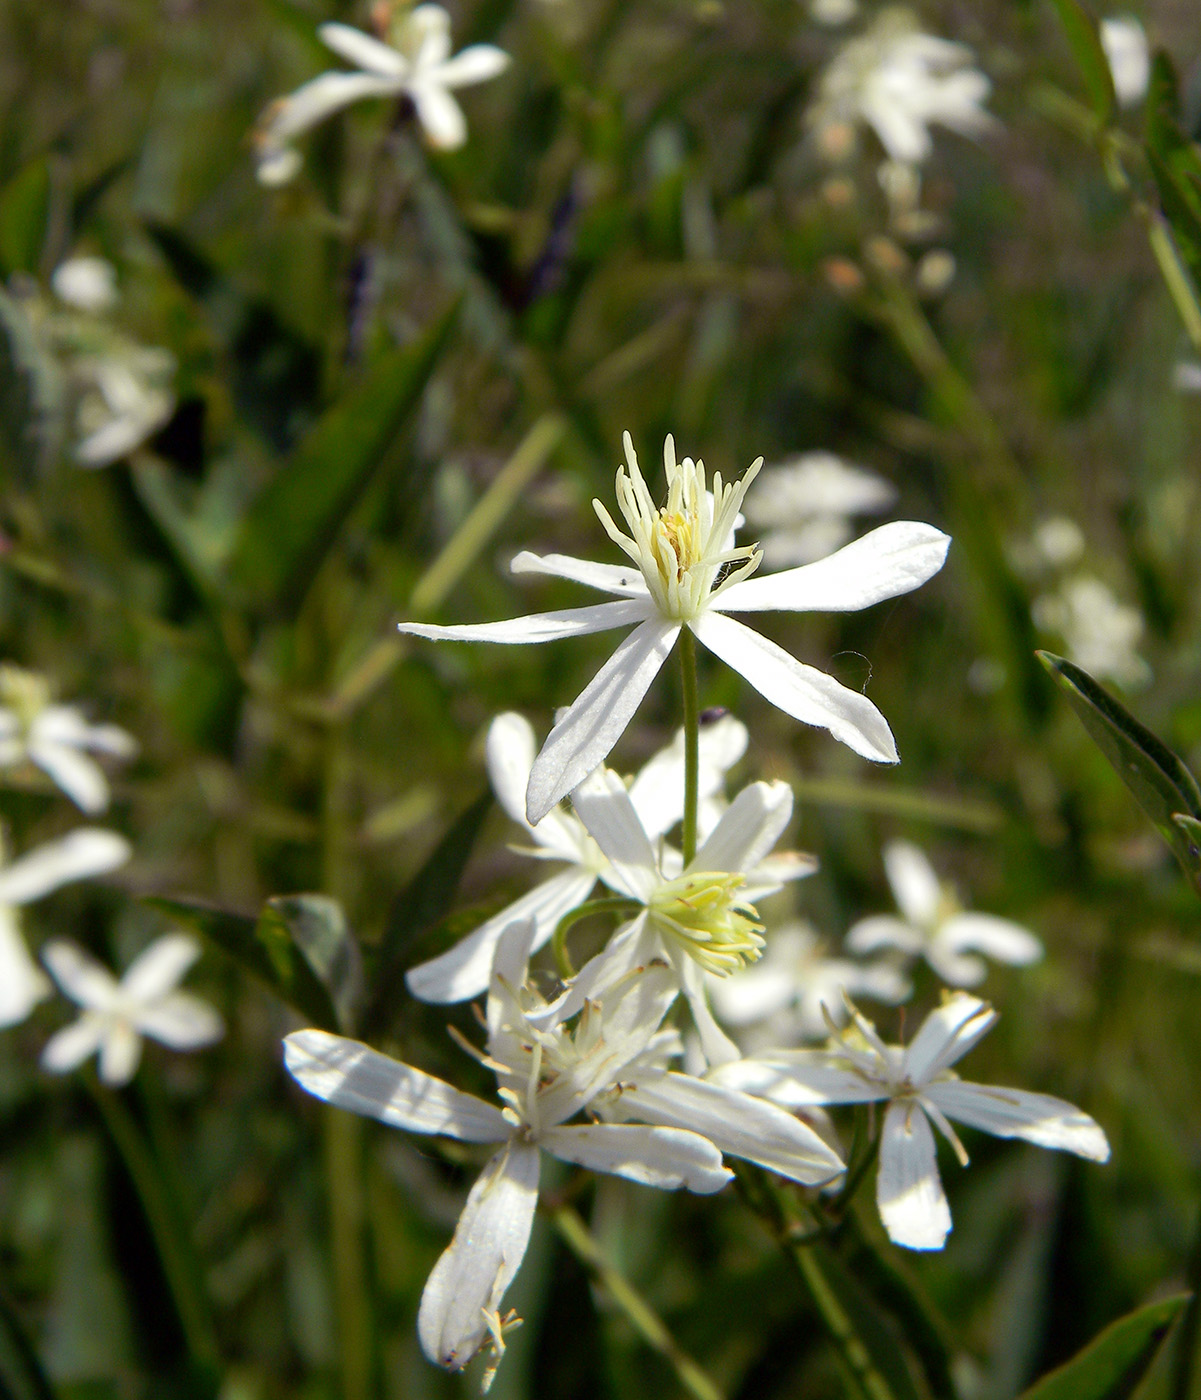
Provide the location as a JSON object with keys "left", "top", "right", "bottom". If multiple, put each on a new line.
{"left": 710, "top": 1053, "right": 886, "bottom": 1107}
{"left": 486, "top": 712, "right": 537, "bottom": 826}
{"left": 28, "top": 741, "right": 110, "bottom": 813}
{"left": 937, "top": 914, "right": 1043, "bottom": 968}
{"left": 283, "top": 1030, "right": 508, "bottom": 1142}
{"left": 877, "top": 1100, "right": 951, "bottom": 1250}
{"left": 882, "top": 841, "right": 941, "bottom": 925}
{"left": 692, "top": 779, "right": 792, "bottom": 877}
{"left": 399, "top": 597, "right": 650, "bottom": 646}
{"left": 120, "top": 933, "right": 201, "bottom": 1001}
{"left": 569, "top": 768, "right": 660, "bottom": 902}
{"left": 692, "top": 611, "right": 898, "bottom": 763}
{"left": 525, "top": 618, "right": 680, "bottom": 824}
{"left": 41, "top": 1013, "right": 107, "bottom": 1075}
{"left": 263, "top": 71, "right": 400, "bottom": 144}
{"left": 436, "top": 44, "right": 511, "bottom": 88}
{"left": 677, "top": 953, "right": 742, "bottom": 1067}
{"left": 0, "top": 829, "right": 131, "bottom": 906}
{"left": 317, "top": 22, "right": 408, "bottom": 76}
{"left": 716, "top": 521, "right": 949, "bottom": 614}
{"left": 903, "top": 994, "right": 995, "bottom": 1086}
{"left": 133, "top": 993, "right": 224, "bottom": 1050}
{"left": 406, "top": 869, "right": 597, "bottom": 1004}
{"left": 926, "top": 1081, "right": 1110, "bottom": 1161}
{"left": 410, "top": 82, "right": 468, "bottom": 149}
{"left": 41, "top": 940, "right": 120, "bottom": 1010}
{"left": 510, "top": 550, "right": 649, "bottom": 598}
{"left": 256, "top": 144, "right": 303, "bottom": 187}
{"left": 99, "top": 1022, "right": 144, "bottom": 1086}
{"left": 627, "top": 715, "right": 748, "bottom": 841}
{"left": 418, "top": 1143, "right": 539, "bottom": 1372}
{"left": 845, "top": 915, "right": 924, "bottom": 958}
{"left": 542, "top": 1123, "right": 731, "bottom": 1193}
{"left": 34, "top": 707, "right": 134, "bottom": 756}
{"left": 0, "top": 909, "right": 51, "bottom": 1026}
{"left": 923, "top": 944, "right": 987, "bottom": 988}
{"left": 615, "top": 1073, "right": 843, "bottom": 1185}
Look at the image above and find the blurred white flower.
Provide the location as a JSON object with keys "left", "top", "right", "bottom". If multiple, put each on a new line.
{"left": 1173, "top": 361, "right": 1201, "bottom": 393}
{"left": 847, "top": 840, "right": 1042, "bottom": 986}
{"left": 0, "top": 664, "right": 137, "bottom": 812}
{"left": 73, "top": 348, "right": 177, "bottom": 468}
{"left": 50, "top": 257, "right": 119, "bottom": 313}
{"left": 405, "top": 709, "right": 749, "bottom": 1005}
{"left": 286, "top": 921, "right": 731, "bottom": 1380}
{"left": 41, "top": 933, "right": 223, "bottom": 1086}
{"left": 1100, "top": 16, "right": 1150, "bottom": 108}
{"left": 743, "top": 451, "right": 898, "bottom": 567}
{"left": 255, "top": 4, "right": 510, "bottom": 185}
{"left": 810, "top": 0, "right": 859, "bottom": 25}
{"left": 0, "top": 827, "right": 131, "bottom": 1028}
{"left": 810, "top": 7, "right": 995, "bottom": 164}
{"left": 400, "top": 431, "right": 949, "bottom": 823}
{"left": 712, "top": 992, "right": 1109, "bottom": 1249}
{"left": 1032, "top": 574, "right": 1150, "bottom": 689}
{"left": 710, "top": 920, "right": 910, "bottom": 1046}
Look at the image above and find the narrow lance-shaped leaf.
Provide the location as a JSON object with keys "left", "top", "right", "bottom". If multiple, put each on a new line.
{"left": 1145, "top": 52, "right": 1201, "bottom": 286}
{"left": 1019, "top": 1294, "right": 1189, "bottom": 1400}
{"left": 260, "top": 894, "right": 363, "bottom": 1034}
{"left": 1038, "top": 651, "right": 1201, "bottom": 892}
{"left": 1048, "top": 0, "right": 1115, "bottom": 122}
{"left": 0, "top": 159, "right": 50, "bottom": 277}
{"left": 0, "top": 1287, "right": 59, "bottom": 1400}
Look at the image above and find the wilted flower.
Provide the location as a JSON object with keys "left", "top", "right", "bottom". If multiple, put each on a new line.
{"left": 1100, "top": 17, "right": 1150, "bottom": 108}
{"left": 255, "top": 4, "right": 510, "bottom": 185}
{"left": 743, "top": 451, "right": 898, "bottom": 567}
{"left": 400, "top": 431, "right": 949, "bottom": 823}
{"left": 41, "top": 933, "right": 223, "bottom": 1086}
{"left": 713, "top": 993, "right": 1109, "bottom": 1249}
{"left": 847, "top": 840, "right": 1042, "bottom": 986}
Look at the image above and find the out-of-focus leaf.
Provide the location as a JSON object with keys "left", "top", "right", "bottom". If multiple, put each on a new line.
{"left": 1038, "top": 652, "right": 1201, "bottom": 890}
{"left": 1048, "top": 0, "right": 1115, "bottom": 122}
{"left": 361, "top": 787, "right": 492, "bottom": 1038}
{"left": 0, "top": 159, "right": 50, "bottom": 276}
{"left": 260, "top": 894, "right": 363, "bottom": 1034}
{"left": 147, "top": 896, "right": 340, "bottom": 1030}
{"left": 223, "top": 299, "right": 459, "bottom": 613}
{"left": 813, "top": 1245, "right": 927, "bottom": 1400}
{"left": 128, "top": 457, "right": 223, "bottom": 600}
{"left": 0, "top": 285, "right": 63, "bottom": 474}
{"left": 1145, "top": 52, "right": 1201, "bottom": 284}
{"left": 0, "top": 1287, "right": 58, "bottom": 1400}
{"left": 1019, "top": 1293, "right": 1188, "bottom": 1400}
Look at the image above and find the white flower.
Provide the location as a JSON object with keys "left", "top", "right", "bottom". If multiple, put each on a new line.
{"left": 255, "top": 4, "right": 510, "bottom": 184}
{"left": 846, "top": 841, "right": 1042, "bottom": 987}
{"left": 0, "top": 827, "right": 131, "bottom": 1028}
{"left": 51, "top": 257, "right": 119, "bottom": 314}
{"left": 743, "top": 452, "right": 898, "bottom": 568}
{"left": 712, "top": 993, "right": 1109, "bottom": 1249}
{"left": 810, "top": 8, "right": 995, "bottom": 164}
{"left": 0, "top": 665, "right": 137, "bottom": 813}
{"left": 810, "top": 0, "right": 859, "bottom": 27}
{"left": 1100, "top": 17, "right": 1150, "bottom": 108}
{"left": 1031, "top": 574, "right": 1150, "bottom": 689}
{"left": 710, "top": 920, "right": 911, "bottom": 1046}
{"left": 400, "top": 432, "right": 950, "bottom": 823}
{"left": 407, "top": 709, "right": 749, "bottom": 1005}
{"left": 41, "top": 933, "right": 223, "bottom": 1086}
{"left": 73, "top": 349, "right": 177, "bottom": 468}
{"left": 285, "top": 921, "right": 731, "bottom": 1378}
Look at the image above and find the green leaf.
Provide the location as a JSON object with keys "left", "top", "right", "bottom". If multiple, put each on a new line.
{"left": 1019, "top": 1293, "right": 1188, "bottom": 1400}
{"left": 0, "top": 160, "right": 50, "bottom": 277}
{"left": 259, "top": 894, "right": 363, "bottom": 1034}
{"left": 1038, "top": 651, "right": 1201, "bottom": 891}
{"left": 1145, "top": 52, "right": 1201, "bottom": 285}
{"left": 1048, "top": 0, "right": 1115, "bottom": 122}
{"left": 0, "top": 1287, "right": 58, "bottom": 1400}
{"left": 0, "top": 285, "right": 64, "bottom": 475}
{"left": 361, "top": 788, "right": 492, "bottom": 1039}
{"left": 147, "top": 896, "right": 341, "bottom": 1030}
{"left": 224, "top": 299, "right": 459, "bottom": 613}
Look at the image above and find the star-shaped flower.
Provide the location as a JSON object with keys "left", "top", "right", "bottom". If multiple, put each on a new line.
{"left": 41, "top": 933, "right": 223, "bottom": 1086}
{"left": 846, "top": 841, "right": 1042, "bottom": 987}
{"left": 255, "top": 4, "right": 510, "bottom": 185}
{"left": 712, "top": 993, "right": 1109, "bottom": 1249}
{"left": 400, "top": 432, "right": 949, "bottom": 823}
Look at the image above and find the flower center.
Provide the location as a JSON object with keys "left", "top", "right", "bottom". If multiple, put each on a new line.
{"left": 648, "top": 871, "right": 765, "bottom": 976}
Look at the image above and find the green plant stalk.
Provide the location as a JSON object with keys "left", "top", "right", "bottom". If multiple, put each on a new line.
{"left": 551, "top": 897, "right": 640, "bottom": 979}
{"left": 680, "top": 626, "right": 700, "bottom": 867}
{"left": 549, "top": 1204, "right": 725, "bottom": 1400}
{"left": 86, "top": 1075, "right": 218, "bottom": 1366}
{"left": 1169, "top": 1197, "right": 1201, "bottom": 1400}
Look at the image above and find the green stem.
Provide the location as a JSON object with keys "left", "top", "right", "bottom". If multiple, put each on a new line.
{"left": 551, "top": 897, "right": 640, "bottom": 979}
{"left": 549, "top": 1204, "right": 725, "bottom": 1400}
{"left": 86, "top": 1075, "right": 218, "bottom": 1365}
{"left": 680, "top": 626, "right": 700, "bottom": 867}
{"left": 1169, "top": 1198, "right": 1201, "bottom": 1400}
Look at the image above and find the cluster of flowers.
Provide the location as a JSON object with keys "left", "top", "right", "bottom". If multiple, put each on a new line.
{"left": 282, "top": 432, "right": 1110, "bottom": 1384}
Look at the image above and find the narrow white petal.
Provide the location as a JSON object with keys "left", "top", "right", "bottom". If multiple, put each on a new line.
{"left": 691, "top": 780, "right": 792, "bottom": 877}
{"left": 418, "top": 1144, "right": 540, "bottom": 1372}
{"left": 399, "top": 597, "right": 649, "bottom": 646}
{"left": 41, "top": 940, "right": 120, "bottom": 1010}
{"left": 878, "top": 1100, "right": 951, "bottom": 1249}
{"left": 710, "top": 1053, "right": 886, "bottom": 1107}
{"left": 133, "top": 994, "right": 224, "bottom": 1050}
{"left": 510, "top": 550, "right": 649, "bottom": 598}
{"left": 627, "top": 715, "right": 748, "bottom": 841}
{"left": 716, "top": 521, "right": 949, "bottom": 614}
{"left": 530, "top": 917, "right": 649, "bottom": 1028}
{"left": 0, "top": 829, "right": 131, "bottom": 906}
{"left": 486, "top": 712, "right": 537, "bottom": 825}
{"left": 923, "top": 944, "right": 987, "bottom": 988}
{"left": 569, "top": 768, "right": 660, "bottom": 901}
{"left": 28, "top": 742, "right": 110, "bottom": 813}
{"left": 845, "top": 915, "right": 925, "bottom": 958}
{"left": 903, "top": 994, "right": 996, "bottom": 1086}
{"left": 692, "top": 612, "right": 898, "bottom": 763}
{"left": 543, "top": 1123, "right": 731, "bottom": 1193}
{"left": 264, "top": 71, "right": 400, "bottom": 143}
{"left": 99, "top": 1022, "right": 144, "bottom": 1086}
{"left": 615, "top": 1074, "right": 843, "bottom": 1185}
{"left": 436, "top": 44, "right": 511, "bottom": 88}
{"left": 317, "top": 22, "right": 408, "bottom": 76}
{"left": 34, "top": 707, "right": 135, "bottom": 756}
{"left": 41, "top": 1014, "right": 107, "bottom": 1075}
{"left": 0, "top": 909, "right": 51, "bottom": 1026}
{"left": 926, "top": 1081, "right": 1110, "bottom": 1161}
{"left": 410, "top": 82, "right": 468, "bottom": 149}
{"left": 525, "top": 618, "right": 680, "bottom": 824}
{"left": 937, "top": 914, "right": 1043, "bottom": 967}
{"left": 883, "top": 841, "right": 942, "bottom": 925}
{"left": 120, "top": 933, "right": 201, "bottom": 1001}
{"left": 283, "top": 1030, "right": 507, "bottom": 1142}
{"left": 678, "top": 954, "right": 742, "bottom": 1068}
